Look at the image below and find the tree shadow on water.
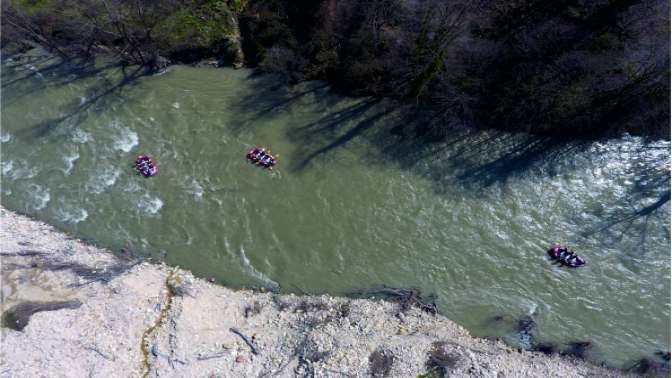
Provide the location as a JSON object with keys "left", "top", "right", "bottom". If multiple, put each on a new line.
{"left": 581, "top": 149, "right": 670, "bottom": 258}
{"left": 20, "top": 64, "right": 148, "bottom": 139}
{"left": 231, "top": 74, "right": 582, "bottom": 189}
{"left": 2, "top": 54, "right": 122, "bottom": 109}
{"left": 380, "top": 118, "right": 670, "bottom": 261}
{"left": 455, "top": 137, "right": 571, "bottom": 186}
{"left": 1, "top": 55, "right": 59, "bottom": 89}
{"left": 365, "top": 108, "right": 590, "bottom": 195}
{"left": 287, "top": 97, "right": 384, "bottom": 171}
{"left": 258, "top": 92, "right": 592, "bottom": 193}
{"left": 230, "top": 75, "right": 331, "bottom": 132}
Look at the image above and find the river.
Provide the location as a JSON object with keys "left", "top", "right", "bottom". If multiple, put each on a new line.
{"left": 1, "top": 50, "right": 670, "bottom": 366}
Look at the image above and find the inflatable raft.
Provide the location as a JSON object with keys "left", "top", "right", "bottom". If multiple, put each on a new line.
{"left": 246, "top": 147, "right": 277, "bottom": 169}
{"left": 134, "top": 154, "right": 157, "bottom": 177}
{"left": 549, "top": 244, "right": 585, "bottom": 268}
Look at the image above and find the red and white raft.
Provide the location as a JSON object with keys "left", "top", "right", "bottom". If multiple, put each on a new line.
{"left": 246, "top": 147, "right": 277, "bottom": 169}
{"left": 134, "top": 154, "right": 158, "bottom": 177}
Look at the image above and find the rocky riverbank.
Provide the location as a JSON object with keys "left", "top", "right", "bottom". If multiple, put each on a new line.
{"left": 0, "top": 208, "right": 637, "bottom": 377}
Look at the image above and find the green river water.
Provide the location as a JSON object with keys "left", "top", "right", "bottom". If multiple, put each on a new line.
{"left": 1, "top": 51, "right": 670, "bottom": 366}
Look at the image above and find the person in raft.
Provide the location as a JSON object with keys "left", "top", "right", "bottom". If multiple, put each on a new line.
{"left": 138, "top": 160, "right": 151, "bottom": 171}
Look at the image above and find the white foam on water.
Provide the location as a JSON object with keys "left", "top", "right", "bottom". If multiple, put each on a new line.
{"left": 122, "top": 179, "right": 143, "bottom": 193}
{"left": 171, "top": 102, "right": 180, "bottom": 109}
{"left": 112, "top": 123, "right": 139, "bottom": 152}
{"left": 527, "top": 303, "right": 538, "bottom": 316}
{"left": 2, "top": 160, "right": 14, "bottom": 176}
{"left": 18, "top": 166, "right": 39, "bottom": 179}
{"left": 1, "top": 131, "right": 11, "bottom": 143}
{"left": 87, "top": 166, "right": 120, "bottom": 194}
{"left": 3, "top": 160, "right": 38, "bottom": 180}
{"left": 224, "top": 238, "right": 234, "bottom": 258}
{"left": 80, "top": 96, "right": 87, "bottom": 105}
{"left": 240, "top": 246, "right": 279, "bottom": 290}
{"left": 25, "top": 64, "right": 44, "bottom": 80}
{"left": 72, "top": 128, "right": 92, "bottom": 143}
{"left": 30, "top": 185, "right": 50, "bottom": 210}
{"left": 57, "top": 206, "right": 89, "bottom": 224}
{"left": 63, "top": 151, "right": 80, "bottom": 175}
{"left": 137, "top": 194, "right": 164, "bottom": 215}
{"left": 190, "top": 179, "right": 204, "bottom": 200}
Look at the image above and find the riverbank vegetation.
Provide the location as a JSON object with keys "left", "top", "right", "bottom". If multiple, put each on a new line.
{"left": 2, "top": 0, "right": 246, "bottom": 68}
{"left": 2, "top": 0, "right": 669, "bottom": 138}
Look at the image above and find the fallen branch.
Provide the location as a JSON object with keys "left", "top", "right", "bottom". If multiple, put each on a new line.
{"left": 85, "top": 345, "right": 115, "bottom": 361}
{"left": 151, "top": 344, "right": 170, "bottom": 360}
{"left": 196, "top": 351, "right": 228, "bottom": 360}
{"left": 229, "top": 328, "right": 259, "bottom": 355}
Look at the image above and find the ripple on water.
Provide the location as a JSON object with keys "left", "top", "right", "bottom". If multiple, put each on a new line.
{"left": 240, "top": 246, "right": 279, "bottom": 290}
{"left": 111, "top": 122, "right": 139, "bottom": 152}
{"left": 137, "top": 194, "right": 164, "bottom": 215}
{"left": 62, "top": 151, "right": 80, "bottom": 175}
{"left": 2, "top": 160, "right": 14, "bottom": 176}
{"left": 153, "top": 69, "right": 169, "bottom": 76}
{"left": 2, "top": 159, "right": 38, "bottom": 180}
{"left": 122, "top": 179, "right": 143, "bottom": 193}
{"left": 56, "top": 206, "right": 89, "bottom": 224}
{"left": 29, "top": 184, "right": 50, "bottom": 210}
{"left": 189, "top": 178, "right": 204, "bottom": 200}
{"left": 86, "top": 165, "right": 120, "bottom": 194}
{"left": 71, "top": 128, "right": 92, "bottom": 144}
{"left": 25, "top": 64, "right": 44, "bottom": 80}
